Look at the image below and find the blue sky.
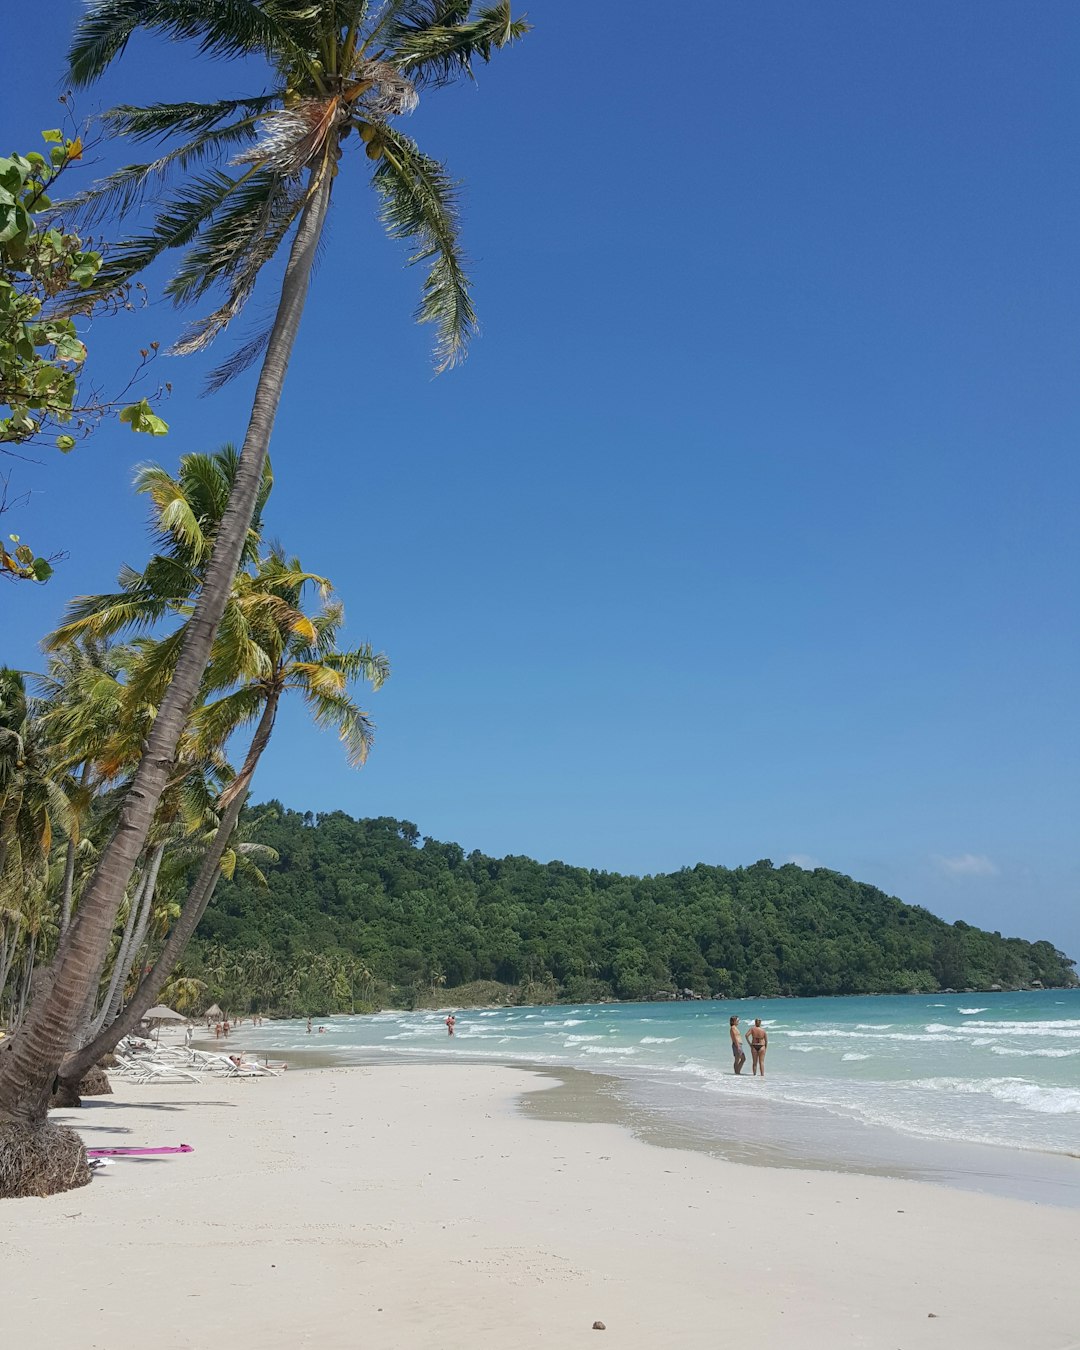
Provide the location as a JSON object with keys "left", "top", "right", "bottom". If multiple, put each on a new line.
{"left": 4, "top": 2, "right": 1078, "bottom": 959}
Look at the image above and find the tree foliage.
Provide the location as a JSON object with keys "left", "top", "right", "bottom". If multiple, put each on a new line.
{"left": 200, "top": 808, "right": 1078, "bottom": 1009}
{"left": 1, "top": 129, "right": 168, "bottom": 581}
{"left": 66, "top": 1, "right": 530, "bottom": 379}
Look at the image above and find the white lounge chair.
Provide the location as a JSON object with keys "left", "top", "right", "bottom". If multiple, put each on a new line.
{"left": 112, "top": 1053, "right": 202, "bottom": 1084}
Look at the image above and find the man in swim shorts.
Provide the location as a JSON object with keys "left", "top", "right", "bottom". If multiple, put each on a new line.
{"left": 729, "top": 1016, "right": 745, "bottom": 1074}
{"left": 747, "top": 1017, "right": 768, "bottom": 1076}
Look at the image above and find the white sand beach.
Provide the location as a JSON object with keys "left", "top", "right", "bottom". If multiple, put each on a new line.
{"left": 5, "top": 1063, "right": 1079, "bottom": 1350}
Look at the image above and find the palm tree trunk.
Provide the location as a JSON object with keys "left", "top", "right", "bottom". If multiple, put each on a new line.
{"left": 87, "top": 845, "right": 163, "bottom": 1041}
{"left": 0, "top": 170, "right": 332, "bottom": 1153}
{"left": 61, "top": 691, "right": 280, "bottom": 1083}
{"left": 59, "top": 840, "right": 78, "bottom": 939}
{"left": 59, "top": 765, "right": 91, "bottom": 938}
{"left": 14, "top": 933, "right": 37, "bottom": 1029}
{"left": 0, "top": 920, "right": 21, "bottom": 1007}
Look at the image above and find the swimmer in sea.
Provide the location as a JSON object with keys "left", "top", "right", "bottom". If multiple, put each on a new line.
{"left": 445, "top": 1013, "right": 456, "bottom": 1037}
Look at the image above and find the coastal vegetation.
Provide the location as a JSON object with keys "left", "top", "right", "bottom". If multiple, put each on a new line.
{"left": 190, "top": 809, "right": 1077, "bottom": 1012}
{"left": 0, "top": 1, "right": 527, "bottom": 1196}
{"left": 1, "top": 127, "right": 168, "bottom": 579}
{"left": 1, "top": 449, "right": 386, "bottom": 1191}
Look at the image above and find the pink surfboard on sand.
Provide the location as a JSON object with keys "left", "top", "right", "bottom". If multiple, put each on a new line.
{"left": 85, "top": 1144, "right": 194, "bottom": 1157}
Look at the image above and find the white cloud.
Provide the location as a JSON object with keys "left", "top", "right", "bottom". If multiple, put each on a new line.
{"left": 787, "top": 853, "right": 822, "bottom": 870}
{"left": 935, "top": 853, "right": 999, "bottom": 878}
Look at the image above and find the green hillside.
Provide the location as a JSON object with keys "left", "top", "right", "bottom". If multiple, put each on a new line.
{"left": 195, "top": 806, "right": 1076, "bottom": 1009}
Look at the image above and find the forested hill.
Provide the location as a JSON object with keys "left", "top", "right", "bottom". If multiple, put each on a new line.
{"left": 201, "top": 807, "right": 1077, "bottom": 1001}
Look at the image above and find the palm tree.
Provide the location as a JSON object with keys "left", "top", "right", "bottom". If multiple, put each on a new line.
{"left": 34, "top": 637, "right": 138, "bottom": 936}
{"left": 0, "top": 672, "right": 75, "bottom": 924}
{"left": 0, "top": 6, "right": 526, "bottom": 1173}
{"left": 60, "top": 553, "right": 387, "bottom": 1082}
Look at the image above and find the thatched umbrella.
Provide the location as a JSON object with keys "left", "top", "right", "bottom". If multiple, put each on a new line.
{"left": 203, "top": 1003, "right": 224, "bottom": 1023}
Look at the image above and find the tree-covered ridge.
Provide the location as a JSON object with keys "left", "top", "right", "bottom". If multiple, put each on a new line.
{"left": 202, "top": 807, "right": 1077, "bottom": 1003}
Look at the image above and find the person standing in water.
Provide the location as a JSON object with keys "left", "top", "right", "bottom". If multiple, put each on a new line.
{"left": 729, "top": 1015, "right": 746, "bottom": 1074}
{"left": 748, "top": 1018, "right": 768, "bottom": 1076}
{"left": 445, "top": 1013, "right": 456, "bottom": 1037}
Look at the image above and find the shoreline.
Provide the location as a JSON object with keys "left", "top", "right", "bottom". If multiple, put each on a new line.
{"left": 197, "top": 1027, "right": 1080, "bottom": 1209}
{"left": 7, "top": 1060, "right": 1079, "bottom": 1349}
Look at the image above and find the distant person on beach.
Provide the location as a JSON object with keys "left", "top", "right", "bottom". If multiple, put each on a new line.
{"left": 729, "top": 1016, "right": 745, "bottom": 1074}
{"left": 306, "top": 1017, "right": 312, "bottom": 1034}
{"left": 445, "top": 1014, "right": 456, "bottom": 1037}
{"left": 748, "top": 1018, "right": 768, "bottom": 1076}
{"left": 214, "top": 1022, "right": 222, "bottom": 1039}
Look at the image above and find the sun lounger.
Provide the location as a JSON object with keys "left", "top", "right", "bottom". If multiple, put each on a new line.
{"left": 111, "top": 1054, "right": 202, "bottom": 1084}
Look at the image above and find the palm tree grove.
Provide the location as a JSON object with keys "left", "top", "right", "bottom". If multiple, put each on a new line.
{"left": 1, "top": 0, "right": 528, "bottom": 1198}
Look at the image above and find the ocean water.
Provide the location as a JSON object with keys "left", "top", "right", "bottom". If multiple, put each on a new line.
{"left": 230, "top": 990, "right": 1080, "bottom": 1193}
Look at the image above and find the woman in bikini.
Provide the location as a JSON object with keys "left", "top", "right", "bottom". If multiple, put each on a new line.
{"left": 747, "top": 1018, "right": 768, "bottom": 1076}
{"left": 729, "top": 1016, "right": 746, "bottom": 1075}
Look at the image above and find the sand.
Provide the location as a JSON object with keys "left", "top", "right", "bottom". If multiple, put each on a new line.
{"left": 4, "top": 1062, "right": 1079, "bottom": 1349}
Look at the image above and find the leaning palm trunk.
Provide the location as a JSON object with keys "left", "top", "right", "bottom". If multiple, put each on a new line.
{"left": 14, "top": 934, "right": 37, "bottom": 1029}
{"left": 61, "top": 693, "right": 280, "bottom": 1085}
{"left": 59, "top": 840, "right": 77, "bottom": 938}
{"left": 0, "top": 919, "right": 22, "bottom": 1008}
{"left": 66, "top": 846, "right": 161, "bottom": 1056}
{"left": 87, "top": 844, "right": 164, "bottom": 1041}
{"left": 0, "top": 173, "right": 331, "bottom": 1194}
{"left": 58, "top": 765, "right": 91, "bottom": 938}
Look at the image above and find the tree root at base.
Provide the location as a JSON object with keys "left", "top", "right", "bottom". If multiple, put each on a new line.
{"left": 0, "top": 1120, "right": 91, "bottom": 1198}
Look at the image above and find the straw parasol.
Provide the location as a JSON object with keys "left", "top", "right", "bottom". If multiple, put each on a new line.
{"left": 203, "top": 1003, "right": 224, "bottom": 1022}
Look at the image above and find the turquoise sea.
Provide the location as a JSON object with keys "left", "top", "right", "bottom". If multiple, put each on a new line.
{"left": 230, "top": 989, "right": 1080, "bottom": 1201}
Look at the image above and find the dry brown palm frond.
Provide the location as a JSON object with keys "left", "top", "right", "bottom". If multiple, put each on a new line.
{"left": 352, "top": 60, "right": 419, "bottom": 117}
{"left": 232, "top": 98, "right": 344, "bottom": 175}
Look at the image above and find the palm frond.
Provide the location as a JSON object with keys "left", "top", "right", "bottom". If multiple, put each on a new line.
{"left": 205, "top": 601, "right": 273, "bottom": 690}
{"left": 321, "top": 645, "right": 391, "bottom": 689}
{"left": 166, "top": 170, "right": 290, "bottom": 309}
{"left": 63, "top": 114, "right": 270, "bottom": 226}
{"left": 45, "top": 591, "right": 175, "bottom": 649}
{"left": 387, "top": 1, "right": 529, "bottom": 87}
{"left": 134, "top": 465, "right": 210, "bottom": 560}
{"left": 373, "top": 127, "right": 475, "bottom": 370}
{"left": 302, "top": 686, "right": 376, "bottom": 767}
{"left": 84, "top": 169, "right": 255, "bottom": 297}
{"left": 169, "top": 175, "right": 305, "bottom": 354}
{"left": 122, "top": 627, "right": 190, "bottom": 708}
{"left": 104, "top": 97, "right": 276, "bottom": 142}
{"left": 189, "top": 685, "right": 267, "bottom": 761}
{"left": 203, "top": 323, "right": 273, "bottom": 393}
{"left": 69, "top": 1, "right": 318, "bottom": 87}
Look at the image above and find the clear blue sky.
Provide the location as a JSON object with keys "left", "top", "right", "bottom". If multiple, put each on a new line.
{"left": 4, "top": 3, "right": 1078, "bottom": 958}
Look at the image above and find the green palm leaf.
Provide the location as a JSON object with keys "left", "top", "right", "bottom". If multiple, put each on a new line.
{"left": 387, "top": 1, "right": 530, "bottom": 87}
{"left": 68, "top": 1, "right": 318, "bottom": 86}
{"left": 374, "top": 126, "right": 475, "bottom": 370}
